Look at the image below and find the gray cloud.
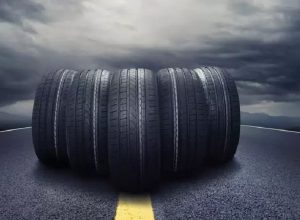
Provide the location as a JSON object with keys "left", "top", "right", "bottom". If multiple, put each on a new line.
{"left": 0, "top": 0, "right": 46, "bottom": 25}
{"left": 0, "top": 0, "right": 300, "bottom": 117}
{"left": 229, "top": 1, "right": 262, "bottom": 15}
{"left": 0, "top": 45, "right": 38, "bottom": 106}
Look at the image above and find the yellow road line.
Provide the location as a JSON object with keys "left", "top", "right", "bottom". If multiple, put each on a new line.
{"left": 115, "top": 193, "right": 155, "bottom": 220}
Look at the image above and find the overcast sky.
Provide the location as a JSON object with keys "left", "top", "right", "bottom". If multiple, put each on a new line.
{"left": 0, "top": 0, "right": 299, "bottom": 117}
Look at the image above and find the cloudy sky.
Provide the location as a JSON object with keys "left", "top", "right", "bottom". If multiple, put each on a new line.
{"left": 0, "top": 0, "right": 300, "bottom": 118}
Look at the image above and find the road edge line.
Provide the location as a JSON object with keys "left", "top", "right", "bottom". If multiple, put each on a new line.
{"left": 0, "top": 126, "right": 32, "bottom": 133}
{"left": 241, "top": 125, "right": 300, "bottom": 134}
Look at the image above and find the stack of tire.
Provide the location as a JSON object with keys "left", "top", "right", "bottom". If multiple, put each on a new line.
{"left": 32, "top": 67, "right": 240, "bottom": 191}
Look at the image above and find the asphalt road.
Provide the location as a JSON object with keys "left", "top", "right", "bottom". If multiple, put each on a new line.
{"left": 0, "top": 126, "right": 299, "bottom": 219}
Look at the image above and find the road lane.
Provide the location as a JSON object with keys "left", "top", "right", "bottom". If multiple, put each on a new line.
{"left": 0, "top": 128, "right": 117, "bottom": 219}
{"left": 0, "top": 126, "right": 299, "bottom": 219}
{"left": 152, "top": 126, "right": 300, "bottom": 219}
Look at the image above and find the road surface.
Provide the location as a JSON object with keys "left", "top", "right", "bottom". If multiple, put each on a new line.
{"left": 0, "top": 126, "right": 299, "bottom": 219}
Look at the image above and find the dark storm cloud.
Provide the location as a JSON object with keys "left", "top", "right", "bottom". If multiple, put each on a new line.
{"left": 0, "top": 0, "right": 300, "bottom": 117}
{"left": 92, "top": 19, "right": 300, "bottom": 106}
{"left": 0, "top": 0, "right": 46, "bottom": 25}
{"left": 0, "top": 45, "right": 40, "bottom": 106}
{"left": 205, "top": 36, "right": 300, "bottom": 105}
{"left": 222, "top": 8, "right": 300, "bottom": 105}
{"left": 0, "top": 43, "right": 111, "bottom": 107}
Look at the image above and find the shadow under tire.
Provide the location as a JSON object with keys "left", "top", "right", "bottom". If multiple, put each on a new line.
{"left": 32, "top": 69, "right": 77, "bottom": 165}
{"left": 66, "top": 69, "right": 111, "bottom": 175}
{"left": 194, "top": 67, "right": 240, "bottom": 163}
{"left": 157, "top": 68, "right": 209, "bottom": 174}
{"left": 108, "top": 68, "right": 161, "bottom": 191}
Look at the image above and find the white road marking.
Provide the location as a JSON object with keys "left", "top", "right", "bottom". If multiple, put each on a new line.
{"left": 0, "top": 124, "right": 298, "bottom": 136}
{"left": 0, "top": 127, "right": 32, "bottom": 133}
{"left": 241, "top": 125, "right": 300, "bottom": 134}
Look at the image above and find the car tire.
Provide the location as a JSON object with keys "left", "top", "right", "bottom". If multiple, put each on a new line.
{"left": 32, "top": 69, "right": 77, "bottom": 165}
{"left": 194, "top": 67, "right": 240, "bottom": 163}
{"left": 108, "top": 68, "right": 161, "bottom": 191}
{"left": 66, "top": 69, "right": 111, "bottom": 174}
{"left": 157, "top": 68, "right": 208, "bottom": 174}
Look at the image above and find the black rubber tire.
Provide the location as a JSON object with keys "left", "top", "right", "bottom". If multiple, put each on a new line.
{"left": 157, "top": 68, "right": 208, "bottom": 174}
{"left": 194, "top": 67, "right": 240, "bottom": 163}
{"left": 108, "top": 68, "right": 161, "bottom": 191}
{"left": 66, "top": 69, "right": 111, "bottom": 174}
{"left": 32, "top": 69, "right": 77, "bottom": 165}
